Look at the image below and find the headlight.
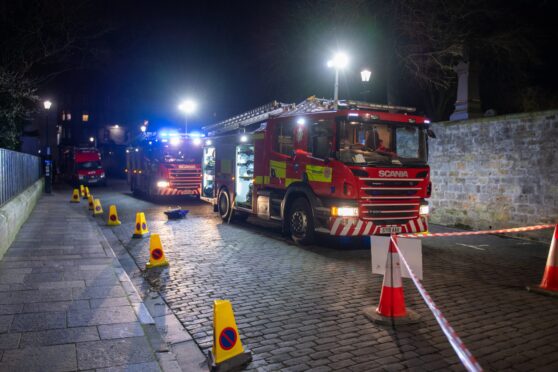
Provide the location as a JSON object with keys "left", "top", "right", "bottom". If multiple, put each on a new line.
{"left": 78, "top": 175, "right": 84, "bottom": 180}
{"left": 156, "top": 180, "right": 169, "bottom": 188}
{"left": 331, "top": 206, "right": 359, "bottom": 217}
{"left": 419, "top": 203, "right": 430, "bottom": 216}
{"left": 100, "top": 173, "right": 105, "bottom": 178}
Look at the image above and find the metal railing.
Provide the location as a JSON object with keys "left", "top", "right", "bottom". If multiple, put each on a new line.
{"left": 0, "top": 148, "right": 42, "bottom": 207}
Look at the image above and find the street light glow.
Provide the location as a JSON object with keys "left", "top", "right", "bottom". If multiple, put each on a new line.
{"left": 327, "top": 52, "right": 349, "bottom": 69}
{"left": 178, "top": 99, "right": 197, "bottom": 114}
{"left": 89, "top": 137, "right": 94, "bottom": 143}
{"left": 361, "top": 69, "right": 372, "bottom": 82}
{"left": 140, "top": 125, "right": 147, "bottom": 132}
{"left": 43, "top": 100, "right": 52, "bottom": 110}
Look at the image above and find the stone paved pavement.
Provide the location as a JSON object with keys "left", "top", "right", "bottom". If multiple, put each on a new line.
{"left": 94, "top": 181, "right": 558, "bottom": 371}
{"left": 0, "top": 189, "right": 189, "bottom": 371}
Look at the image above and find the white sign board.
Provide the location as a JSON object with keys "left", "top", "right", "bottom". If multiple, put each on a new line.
{"left": 371, "top": 236, "right": 423, "bottom": 280}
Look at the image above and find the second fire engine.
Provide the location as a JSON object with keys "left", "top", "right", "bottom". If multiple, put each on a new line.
{"left": 201, "top": 97, "right": 434, "bottom": 245}
{"left": 127, "top": 132, "right": 203, "bottom": 198}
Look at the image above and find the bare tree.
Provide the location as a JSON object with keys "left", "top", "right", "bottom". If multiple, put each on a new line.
{"left": 0, "top": 0, "right": 110, "bottom": 149}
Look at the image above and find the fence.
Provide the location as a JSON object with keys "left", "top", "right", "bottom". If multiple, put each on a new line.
{"left": 0, "top": 148, "right": 42, "bottom": 207}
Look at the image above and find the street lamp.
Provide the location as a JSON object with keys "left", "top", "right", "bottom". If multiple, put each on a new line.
{"left": 361, "top": 69, "right": 372, "bottom": 82}
{"left": 43, "top": 100, "right": 53, "bottom": 194}
{"left": 327, "top": 52, "right": 349, "bottom": 110}
{"left": 360, "top": 69, "right": 372, "bottom": 101}
{"left": 140, "top": 125, "right": 147, "bottom": 133}
{"left": 178, "top": 99, "right": 197, "bottom": 134}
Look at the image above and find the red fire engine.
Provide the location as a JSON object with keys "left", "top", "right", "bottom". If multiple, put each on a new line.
{"left": 201, "top": 97, "right": 434, "bottom": 245}
{"left": 126, "top": 132, "right": 203, "bottom": 198}
{"left": 60, "top": 147, "right": 106, "bottom": 186}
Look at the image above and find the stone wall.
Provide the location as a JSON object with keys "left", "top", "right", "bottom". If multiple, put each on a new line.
{"left": 0, "top": 178, "right": 43, "bottom": 259}
{"left": 429, "top": 110, "right": 558, "bottom": 240}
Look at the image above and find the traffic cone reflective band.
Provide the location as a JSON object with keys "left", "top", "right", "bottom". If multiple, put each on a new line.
{"left": 87, "top": 195, "right": 95, "bottom": 211}
{"left": 533, "top": 225, "right": 558, "bottom": 293}
{"left": 363, "top": 235, "right": 419, "bottom": 325}
{"left": 70, "top": 189, "right": 80, "bottom": 203}
{"left": 93, "top": 199, "right": 103, "bottom": 215}
{"left": 145, "top": 234, "right": 169, "bottom": 268}
{"left": 107, "top": 205, "right": 121, "bottom": 226}
{"left": 207, "top": 300, "right": 252, "bottom": 372}
{"left": 132, "top": 212, "right": 149, "bottom": 238}
{"left": 83, "top": 186, "right": 90, "bottom": 199}
{"left": 79, "top": 184, "right": 85, "bottom": 197}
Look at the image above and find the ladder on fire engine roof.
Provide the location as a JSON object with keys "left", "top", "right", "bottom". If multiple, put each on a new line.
{"left": 202, "top": 96, "right": 416, "bottom": 136}
{"left": 202, "top": 101, "right": 293, "bottom": 136}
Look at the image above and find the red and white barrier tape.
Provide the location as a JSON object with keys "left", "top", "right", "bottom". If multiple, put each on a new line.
{"left": 391, "top": 236, "right": 483, "bottom": 372}
{"left": 398, "top": 224, "right": 555, "bottom": 238}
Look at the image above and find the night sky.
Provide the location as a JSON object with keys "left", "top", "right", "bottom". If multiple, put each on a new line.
{"left": 41, "top": 0, "right": 558, "bottom": 132}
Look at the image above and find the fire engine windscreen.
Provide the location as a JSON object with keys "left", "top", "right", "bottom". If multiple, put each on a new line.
{"left": 337, "top": 121, "right": 427, "bottom": 165}
{"left": 77, "top": 161, "right": 103, "bottom": 170}
{"left": 151, "top": 141, "right": 201, "bottom": 164}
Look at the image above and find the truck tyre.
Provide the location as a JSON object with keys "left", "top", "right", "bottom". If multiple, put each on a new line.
{"left": 218, "top": 189, "right": 232, "bottom": 221}
{"left": 288, "top": 198, "right": 315, "bottom": 245}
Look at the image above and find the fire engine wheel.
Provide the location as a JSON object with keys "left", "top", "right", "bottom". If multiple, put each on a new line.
{"left": 288, "top": 198, "right": 315, "bottom": 245}
{"left": 218, "top": 189, "right": 232, "bottom": 221}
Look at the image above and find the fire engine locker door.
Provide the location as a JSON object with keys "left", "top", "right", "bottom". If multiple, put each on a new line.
{"left": 202, "top": 146, "right": 216, "bottom": 197}
{"left": 235, "top": 144, "right": 254, "bottom": 209}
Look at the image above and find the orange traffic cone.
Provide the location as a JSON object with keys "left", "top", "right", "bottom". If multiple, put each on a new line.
{"left": 363, "top": 235, "right": 419, "bottom": 325}
{"left": 528, "top": 225, "right": 558, "bottom": 295}
{"left": 70, "top": 189, "right": 80, "bottom": 203}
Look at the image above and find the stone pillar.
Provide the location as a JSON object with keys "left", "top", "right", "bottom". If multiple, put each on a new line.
{"left": 450, "top": 61, "right": 482, "bottom": 121}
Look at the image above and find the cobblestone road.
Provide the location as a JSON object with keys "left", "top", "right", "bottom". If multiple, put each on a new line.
{"left": 94, "top": 181, "right": 558, "bottom": 371}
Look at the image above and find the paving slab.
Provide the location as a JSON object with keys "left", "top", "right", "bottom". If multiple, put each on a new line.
{"left": 76, "top": 337, "right": 156, "bottom": 370}
{"left": 0, "top": 344, "right": 77, "bottom": 372}
{"left": 98, "top": 322, "right": 145, "bottom": 339}
{"left": 68, "top": 305, "right": 138, "bottom": 327}
{"left": 20, "top": 326, "right": 100, "bottom": 346}
{"left": 10, "top": 311, "right": 66, "bottom": 332}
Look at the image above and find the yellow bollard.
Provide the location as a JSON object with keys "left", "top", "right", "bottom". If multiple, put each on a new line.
{"left": 70, "top": 189, "right": 80, "bottom": 203}
{"left": 207, "top": 300, "right": 252, "bottom": 371}
{"left": 87, "top": 194, "right": 94, "bottom": 211}
{"left": 132, "top": 212, "right": 149, "bottom": 238}
{"left": 93, "top": 199, "right": 103, "bottom": 215}
{"left": 83, "top": 186, "right": 90, "bottom": 199}
{"left": 107, "top": 205, "right": 122, "bottom": 226}
{"left": 79, "top": 184, "right": 85, "bottom": 197}
{"left": 146, "top": 234, "right": 169, "bottom": 268}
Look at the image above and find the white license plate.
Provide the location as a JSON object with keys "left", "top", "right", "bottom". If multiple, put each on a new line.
{"left": 380, "top": 226, "right": 402, "bottom": 234}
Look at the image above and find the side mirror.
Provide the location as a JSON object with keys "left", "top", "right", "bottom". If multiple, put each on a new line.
{"left": 427, "top": 129, "right": 436, "bottom": 139}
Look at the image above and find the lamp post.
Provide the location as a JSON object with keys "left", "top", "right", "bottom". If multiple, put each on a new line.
{"left": 178, "top": 99, "right": 197, "bottom": 134}
{"left": 43, "top": 100, "right": 53, "bottom": 194}
{"left": 327, "top": 53, "right": 349, "bottom": 110}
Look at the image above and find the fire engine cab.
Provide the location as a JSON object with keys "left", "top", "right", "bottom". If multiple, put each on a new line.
{"left": 126, "top": 132, "right": 202, "bottom": 198}
{"left": 201, "top": 97, "right": 433, "bottom": 245}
